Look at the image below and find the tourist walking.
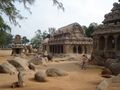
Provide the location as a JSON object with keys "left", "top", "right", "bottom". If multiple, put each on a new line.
{"left": 80, "top": 54, "right": 89, "bottom": 70}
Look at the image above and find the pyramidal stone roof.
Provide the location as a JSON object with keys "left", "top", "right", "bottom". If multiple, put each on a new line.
{"left": 103, "top": 0, "right": 120, "bottom": 24}
{"left": 53, "top": 22, "right": 84, "bottom": 37}
{"left": 92, "top": 0, "right": 120, "bottom": 35}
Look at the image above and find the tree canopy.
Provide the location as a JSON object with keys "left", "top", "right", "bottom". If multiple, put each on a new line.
{"left": 83, "top": 22, "right": 98, "bottom": 37}
{"left": 0, "top": 0, "right": 64, "bottom": 26}
{"left": 31, "top": 29, "right": 49, "bottom": 48}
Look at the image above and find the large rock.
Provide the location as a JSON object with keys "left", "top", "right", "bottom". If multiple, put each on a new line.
{"left": 8, "top": 57, "right": 29, "bottom": 71}
{"left": 29, "top": 55, "right": 46, "bottom": 65}
{"left": 101, "top": 68, "right": 112, "bottom": 78}
{"left": 28, "top": 63, "right": 36, "bottom": 71}
{"left": 105, "top": 59, "right": 119, "bottom": 68}
{"left": 112, "top": 74, "right": 120, "bottom": 83}
{"left": 0, "top": 62, "right": 17, "bottom": 74}
{"left": 109, "top": 63, "right": 120, "bottom": 75}
{"left": 46, "top": 68, "right": 68, "bottom": 77}
{"left": 34, "top": 71, "right": 47, "bottom": 82}
{"left": 96, "top": 79, "right": 112, "bottom": 90}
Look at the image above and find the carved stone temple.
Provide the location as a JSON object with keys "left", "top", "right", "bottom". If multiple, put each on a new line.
{"left": 92, "top": 1, "right": 120, "bottom": 65}
{"left": 11, "top": 35, "right": 23, "bottom": 55}
{"left": 43, "top": 23, "right": 93, "bottom": 55}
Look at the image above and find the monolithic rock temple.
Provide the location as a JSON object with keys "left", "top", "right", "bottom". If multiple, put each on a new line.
{"left": 11, "top": 35, "right": 23, "bottom": 55}
{"left": 43, "top": 23, "right": 93, "bottom": 55}
{"left": 92, "top": 1, "right": 120, "bottom": 65}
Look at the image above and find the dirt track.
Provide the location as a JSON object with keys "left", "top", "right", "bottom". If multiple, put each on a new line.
{"left": 0, "top": 50, "right": 104, "bottom": 90}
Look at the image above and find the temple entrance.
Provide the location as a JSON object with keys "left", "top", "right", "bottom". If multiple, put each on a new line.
{"left": 107, "top": 36, "right": 115, "bottom": 50}
{"left": 15, "top": 48, "right": 21, "bottom": 54}
{"left": 117, "top": 35, "right": 120, "bottom": 50}
{"left": 78, "top": 45, "right": 82, "bottom": 54}
{"left": 99, "top": 36, "right": 105, "bottom": 50}
{"left": 73, "top": 46, "right": 77, "bottom": 53}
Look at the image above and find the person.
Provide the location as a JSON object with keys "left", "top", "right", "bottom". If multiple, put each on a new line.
{"left": 43, "top": 50, "right": 48, "bottom": 57}
{"left": 80, "top": 54, "right": 89, "bottom": 70}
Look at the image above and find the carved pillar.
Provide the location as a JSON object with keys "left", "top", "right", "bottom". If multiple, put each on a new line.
{"left": 76, "top": 45, "right": 78, "bottom": 54}
{"left": 104, "top": 36, "right": 108, "bottom": 51}
{"left": 82, "top": 45, "right": 85, "bottom": 54}
{"left": 96, "top": 36, "right": 99, "bottom": 51}
{"left": 114, "top": 35, "right": 118, "bottom": 51}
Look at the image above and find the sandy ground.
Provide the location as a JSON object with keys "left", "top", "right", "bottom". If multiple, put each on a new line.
{"left": 0, "top": 50, "right": 110, "bottom": 90}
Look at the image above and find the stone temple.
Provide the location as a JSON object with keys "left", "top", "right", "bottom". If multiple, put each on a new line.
{"left": 92, "top": 1, "right": 120, "bottom": 65}
{"left": 11, "top": 35, "right": 23, "bottom": 55}
{"left": 43, "top": 23, "right": 93, "bottom": 56}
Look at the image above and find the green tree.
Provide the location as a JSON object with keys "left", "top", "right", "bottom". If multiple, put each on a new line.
{"left": 31, "top": 30, "right": 43, "bottom": 48}
{"left": 85, "top": 22, "right": 98, "bottom": 37}
{"left": 31, "top": 30, "right": 49, "bottom": 48}
{"left": 0, "top": 0, "right": 64, "bottom": 25}
{"left": 22, "top": 36, "right": 29, "bottom": 45}
{"left": 0, "top": 16, "right": 11, "bottom": 48}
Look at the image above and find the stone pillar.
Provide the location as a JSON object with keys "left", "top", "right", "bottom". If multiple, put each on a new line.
{"left": 114, "top": 35, "right": 118, "bottom": 51}
{"left": 104, "top": 36, "right": 108, "bottom": 51}
{"left": 82, "top": 45, "right": 85, "bottom": 54}
{"left": 76, "top": 45, "right": 78, "bottom": 54}
{"left": 96, "top": 36, "right": 99, "bottom": 51}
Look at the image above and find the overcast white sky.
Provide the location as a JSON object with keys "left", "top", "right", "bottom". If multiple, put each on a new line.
{"left": 11, "top": 0, "right": 116, "bottom": 39}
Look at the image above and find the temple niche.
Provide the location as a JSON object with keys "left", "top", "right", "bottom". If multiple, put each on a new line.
{"left": 11, "top": 35, "right": 23, "bottom": 55}
{"left": 42, "top": 23, "right": 93, "bottom": 56}
{"left": 92, "top": 1, "right": 120, "bottom": 65}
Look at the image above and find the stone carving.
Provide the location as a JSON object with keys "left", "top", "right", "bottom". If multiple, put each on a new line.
{"left": 43, "top": 23, "right": 93, "bottom": 56}
{"left": 11, "top": 35, "right": 23, "bottom": 55}
{"left": 92, "top": 0, "right": 120, "bottom": 69}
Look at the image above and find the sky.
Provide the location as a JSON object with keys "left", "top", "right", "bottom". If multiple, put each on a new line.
{"left": 11, "top": 0, "right": 116, "bottom": 39}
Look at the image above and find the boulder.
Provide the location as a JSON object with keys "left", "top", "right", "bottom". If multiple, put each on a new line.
{"left": 46, "top": 68, "right": 68, "bottom": 77}
{"left": 105, "top": 59, "right": 119, "bottom": 68}
{"left": 29, "top": 55, "right": 45, "bottom": 65}
{"left": 101, "top": 68, "right": 112, "bottom": 78}
{"left": 28, "top": 63, "right": 36, "bottom": 71}
{"left": 8, "top": 57, "right": 29, "bottom": 71}
{"left": 112, "top": 74, "right": 120, "bottom": 83}
{"left": 96, "top": 79, "right": 112, "bottom": 90}
{"left": 109, "top": 63, "right": 120, "bottom": 75}
{"left": 34, "top": 71, "right": 47, "bottom": 82}
{"left": 47, "top": 55, "right": 53, "bottom": 61}
{"left": 0, "top": 62, "right": 17, "bottom": 74}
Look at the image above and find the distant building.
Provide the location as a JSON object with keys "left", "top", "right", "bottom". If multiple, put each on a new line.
{"left": 43, "top": 23, "right": 93, "bottom": 55}
{"left": 92, "top": 1, "right": 120, "bottom": 65}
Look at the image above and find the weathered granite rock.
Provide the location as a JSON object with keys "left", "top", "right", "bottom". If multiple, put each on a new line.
{"left": 96, "top": 79, "right": 112, "bottom": 90}
{"left": 46, "top": 68, "right": 68, "bottom": 77}
{"left": 105, "top": 59, "right": 119, "bottom": 68}
{"left": 101, "top": 68, "right": 112, "bottom": 78}
{"left": 29, "top": 55, "right": 45, "bottom": 65}
{"left": 0, "top": 62, "right": 17, "bottom": 74}
{"left": 34, "top": 71, "right": 47, "bottom": 82}
{"left": 109, "top": 63, "right": 120, "bottom": 75}
{"left": 8, "top": 57, "right": 29, "bottom": 71}
{"left": 112, "top": 74, "right": 120, "bottom": 83}
{"left": 28, "top": 63, "right": 36, "bottom": 71}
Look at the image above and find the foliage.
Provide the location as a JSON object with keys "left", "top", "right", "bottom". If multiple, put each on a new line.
{"left": 0, "top": 31, "right": 13, "bottom": 48}
{"left": 84, "top": 22, "right": 98, "bottom": 37}
{"left": 22, "top": 36, "right": 29, "bottom": 45}
{"left": 31, "top": 30, "right": 49, "bottom": 48}
{"left": 53, "top": 0, "right": 64, "bottom": 11}
{"left": 0, "top": 0, "right": 35, "bottom": 25}
{"left": 0, "top": 0, "right": 64, "bottom": 26}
